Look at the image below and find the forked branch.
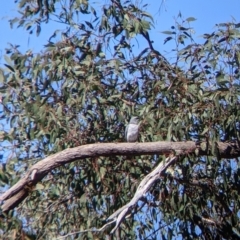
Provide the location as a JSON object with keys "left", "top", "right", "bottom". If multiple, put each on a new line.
{"left": 58, "top": 155, "right": 178, "bottom": 238}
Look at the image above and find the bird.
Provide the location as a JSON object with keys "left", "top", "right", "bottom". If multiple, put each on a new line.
{"left": 125, "top": 116, "right": 139, "bottom": 142}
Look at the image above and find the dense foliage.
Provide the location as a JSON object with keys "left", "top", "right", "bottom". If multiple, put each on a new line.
{"left": 0, "top": 0, "right": 240, "bottom": 239}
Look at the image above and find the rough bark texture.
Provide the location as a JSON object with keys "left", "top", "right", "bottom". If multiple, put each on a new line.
{"left": 1, "top": 140, "right": 240, "bottom": 212}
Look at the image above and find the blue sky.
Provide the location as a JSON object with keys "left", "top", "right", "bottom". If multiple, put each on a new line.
{"left": 0, "top": 0, "right": 239, "bottom": 62}
{"left": 0, "top": 1, "right": 239, "bottom": 238}
{"left": 0, "top": 0, "right": 239, "bottom": 161}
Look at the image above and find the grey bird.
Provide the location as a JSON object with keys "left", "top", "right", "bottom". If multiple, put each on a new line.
{"left": 125, "top": 116, "right": 140, "bottom": 142}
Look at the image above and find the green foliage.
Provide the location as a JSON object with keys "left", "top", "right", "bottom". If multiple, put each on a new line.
{"left": 0, "top": 0, "right": 240, "bottom": 239}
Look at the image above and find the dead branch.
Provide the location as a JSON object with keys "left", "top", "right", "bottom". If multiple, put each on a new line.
{"left": 1, "top": 140, "right": 240, "bottom": 213}
{"left": 58, "top": 155, "right": 178, "bottom": 238}
{"left": 108, "top": 155, "right": 178, "bottom": 233}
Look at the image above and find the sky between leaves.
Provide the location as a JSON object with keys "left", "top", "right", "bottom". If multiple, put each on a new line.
{"left": 0, "top": 0, "right": 239, "bottom": 162}
{"left": 0, "top": 0, "right": 239, "bottom": 65}
{"left": 0, "top": 2, "right": 239, "bottom": 238}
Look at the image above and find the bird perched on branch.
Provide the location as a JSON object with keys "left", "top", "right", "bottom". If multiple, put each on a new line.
{"left": 125, "top": 116, "right": 139, "bottom": 142}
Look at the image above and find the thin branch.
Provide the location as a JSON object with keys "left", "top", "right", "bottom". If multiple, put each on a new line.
{"left": 108, "top": 155, "right": 178, "bottom": 233}
{"left": 57, "top": 155, "right": 178, "bottom": 238}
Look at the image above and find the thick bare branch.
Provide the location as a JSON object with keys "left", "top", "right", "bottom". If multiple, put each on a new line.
{"left": 1, "top": 140, "right": 240, "bottom": 213}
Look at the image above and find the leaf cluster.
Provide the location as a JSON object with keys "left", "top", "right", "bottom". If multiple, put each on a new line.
{"left": 0, "top": 1, "right": 240, "bottom": 239}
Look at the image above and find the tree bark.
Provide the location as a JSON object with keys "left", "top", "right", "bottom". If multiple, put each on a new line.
{"left": 1, "top": 140, "right": 239, "bottom": 212}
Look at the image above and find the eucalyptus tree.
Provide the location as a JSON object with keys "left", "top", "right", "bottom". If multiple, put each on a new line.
{"left": 0, "top": 1, "right": 240, "bottom": 239}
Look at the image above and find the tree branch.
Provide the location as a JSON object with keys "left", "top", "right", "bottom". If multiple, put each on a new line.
{"left": 108, "top": 155, "right": 178, "bottom": 233}
{"left": 58, "top": 155, "right": 178, "bottom": 238}
{"left": 1, "top": 140, "right": 240, "bottom": 213}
